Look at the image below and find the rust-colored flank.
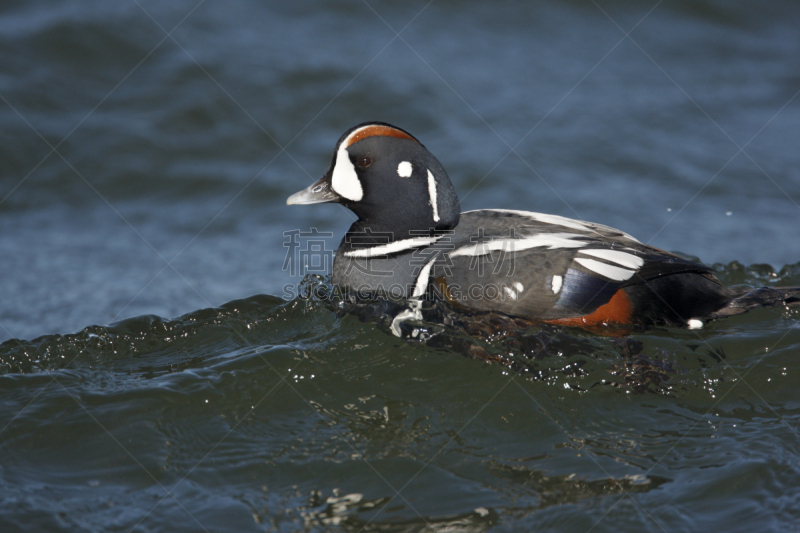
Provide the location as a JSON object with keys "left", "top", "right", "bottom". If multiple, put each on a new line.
{"left": 544, "top": 289, "right": 634, "bottom": 327}
{"left": 346, "top": 125, "right": 416, "bottom": 147}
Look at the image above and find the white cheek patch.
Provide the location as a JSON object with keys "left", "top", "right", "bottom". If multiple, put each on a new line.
{"left": 330, "top": 146, "right": 363, "bottom": 201}
{"left": 427, "top": 170, "right": 440, "bottom": 222}
{"left": 397, "top": 161, "right": 413, "bottom": 178}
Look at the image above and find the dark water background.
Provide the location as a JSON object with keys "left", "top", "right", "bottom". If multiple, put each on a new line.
{"left": 2, "top": 0, "right": 800, "bottom": 531}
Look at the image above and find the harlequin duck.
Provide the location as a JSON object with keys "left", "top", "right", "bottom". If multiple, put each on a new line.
{"left": 287, "top": 122, "right": 799, "bottom": 331}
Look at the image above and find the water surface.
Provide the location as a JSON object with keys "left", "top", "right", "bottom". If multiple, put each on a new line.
{"left": 2, "top": 1, "right": 800, "bottom": 531}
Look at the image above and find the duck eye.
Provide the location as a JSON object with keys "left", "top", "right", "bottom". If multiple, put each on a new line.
{"left": 356, "top": 156, "right": 372, "bottom": 169}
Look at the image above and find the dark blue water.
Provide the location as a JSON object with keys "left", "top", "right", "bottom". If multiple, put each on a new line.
{"left": 2, "top": 1, "right": 800, "bottom": 531}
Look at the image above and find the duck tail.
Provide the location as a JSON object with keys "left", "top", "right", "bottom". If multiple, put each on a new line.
{"left": 710, "top": 286, "right": 800, "bottom": 319}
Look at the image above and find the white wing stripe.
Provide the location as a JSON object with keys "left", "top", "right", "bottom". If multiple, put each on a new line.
{"left": 462, "top": 208, "right": 590, "bottom": 231}
{"left": 462, "top": 209, "right": 639, "bottom": 241}
{"left": 450, "top": 233, "right": 586, "bottom": 257}
{"left": 578, "top": 249, "right": 644, "bottom": 269}
{"left": 574, "top": 257, "right": 636, "bottom": 281}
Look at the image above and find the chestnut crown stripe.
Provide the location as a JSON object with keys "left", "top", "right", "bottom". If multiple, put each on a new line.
{"left": 343, "top": 124, "right": 417, "bottom": 148}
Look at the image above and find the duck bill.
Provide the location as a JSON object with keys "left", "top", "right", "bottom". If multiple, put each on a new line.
{"left": 286, "top": 172, "right": 341, "bottom": 205}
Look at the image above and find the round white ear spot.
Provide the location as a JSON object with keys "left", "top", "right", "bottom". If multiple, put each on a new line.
{"left": 397, "top": 161, "right": 413, "bottom": 178}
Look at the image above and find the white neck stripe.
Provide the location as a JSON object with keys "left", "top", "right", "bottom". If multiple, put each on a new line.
{"left": 344, "top": 235, "right": 444, "bottom": 258}
{"left": 412, "top": 258, "right": 438, "bottom": 297}
{"left": 427, "top": 169, "right": 440, "bottom": 223}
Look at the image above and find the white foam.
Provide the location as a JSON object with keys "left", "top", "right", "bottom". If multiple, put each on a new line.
{"left": 687, "top": 319, "right": 704, "bottom": 330}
